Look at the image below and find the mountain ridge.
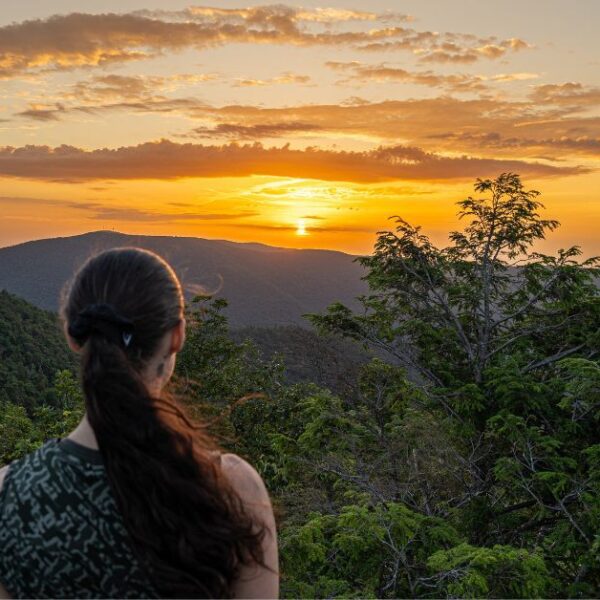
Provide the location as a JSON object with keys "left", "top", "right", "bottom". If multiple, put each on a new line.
{"left": 0, "top": 231, "right": 369, "bottom": 327}
{"left": 0, "top": 230, "right": 359, "bottom": 256}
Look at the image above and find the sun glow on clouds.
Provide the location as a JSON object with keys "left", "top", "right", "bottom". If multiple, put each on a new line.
{"left": 242, "top": 180, "right": 327, "bottom": 234}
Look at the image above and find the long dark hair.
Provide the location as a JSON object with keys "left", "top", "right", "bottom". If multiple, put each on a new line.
{"left": 60, "top": 247, "right": 267, "bottom": 598}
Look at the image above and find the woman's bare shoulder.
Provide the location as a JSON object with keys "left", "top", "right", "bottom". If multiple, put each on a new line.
{"left": 220, "top": 453, "right": 267, "bottom": 500}
{"left": 219, "top": 453, "right": 279, "bottom": 599}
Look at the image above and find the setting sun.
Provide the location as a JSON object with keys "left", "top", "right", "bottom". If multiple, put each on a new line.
{"left": 296, "top": 219, "right": 308, "bottom": 236}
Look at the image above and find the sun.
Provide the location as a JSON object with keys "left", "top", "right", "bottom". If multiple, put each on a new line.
{"left": 296, "top": 219, "right": 308, "bottom": 236}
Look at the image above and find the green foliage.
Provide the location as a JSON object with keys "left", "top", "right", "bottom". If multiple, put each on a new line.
{"left": 0, "top": 290, "right": 76, "bottom": 411}
{"left": 427, "top": 543, "right": 549, "bottom": 598}
{"left": 0, "top": 292, "right": 81, "bottom": 464}
{"left": 307, "top": 173, "right": 600, "bottom": 595}
{"left": 174, "top": 294, "right": 285, "bottom": 445}
{"left": 176, "top": 295, "right": 283, "bottom": 408}
{"left": 0, "top": 402, "right": 36, "bottom": 464}
{"left": 281, "top": 502, "right": 462, "bottom": 598}
{"left": 32, "top": 370, "right": 85, "bottom": 440}
{"left": 2, "top": 174, "right": 599, "bottom": 597}
{"left": 0, "top": 370, "right": 84, "bottom": 464}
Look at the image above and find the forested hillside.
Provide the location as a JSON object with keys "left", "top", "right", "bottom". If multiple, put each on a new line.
{"left": 0, "top": 290, "right": 76, "bottom": 411}
{"left": 1, "top": 174, "right": 599, "bottom": 597}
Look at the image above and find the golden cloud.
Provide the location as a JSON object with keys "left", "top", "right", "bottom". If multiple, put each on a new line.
{"left": 529, "top": 82, "right": 600, "bottom": 109}
{"left": 0, "top": 140, "right": 584, "bottom": 183}
{"left": 0, "top": 7, "right": 533, "bottom": 78}
{"left": 233, "top": 72, "right": 312, "bottom": 87}
{"left": 326, "top": 61, "right": 489, "bottom": 92}
{"left": 63, "top": 73, "right": 218, "bottom": 103}
{"left": 183, "top": 97, "right": 600, "bottom": 159}
{"left": 326, "top": 61, "right": 541, "bottom": 93}
{"left": 15, "top": 89, "right": 599, "bottom": 161}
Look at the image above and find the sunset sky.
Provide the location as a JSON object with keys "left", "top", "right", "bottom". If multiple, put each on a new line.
{"left": 1, "top": 0, "right": 599, "bottom": 255}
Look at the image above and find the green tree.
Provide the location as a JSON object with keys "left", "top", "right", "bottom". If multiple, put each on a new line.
{"left": 426, "top": 543, "right": 549, "bottom": 598}
{"left": 176, "top": 295, "right": 283, "bottom": 407}
{"left": 0, "top": 402, "right": 37, "bottom": 464}
{"left": 308, "top": 173, "right": 600, "bottom": 595}
{"left": 0, "top": 370, "right": 84, "bottom": 464}
{"left": 174, "top": 294, "right": 284, "bottom": 445}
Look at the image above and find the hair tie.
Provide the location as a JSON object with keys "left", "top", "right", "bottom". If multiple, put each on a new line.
{"left": 68, "top": 303, "right": 135, "bottom": 349}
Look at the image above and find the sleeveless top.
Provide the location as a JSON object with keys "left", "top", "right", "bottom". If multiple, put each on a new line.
{"left": 0, "top": 438, "right": 160, "bottom": 599}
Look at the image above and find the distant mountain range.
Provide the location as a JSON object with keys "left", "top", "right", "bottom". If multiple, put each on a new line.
{"left": 0, "top": 231, "right": 369, "bottom": 327}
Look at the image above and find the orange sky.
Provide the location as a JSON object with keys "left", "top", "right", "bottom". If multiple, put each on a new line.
{"left": 1, "top": 1, "right": 599, "bottom": 256}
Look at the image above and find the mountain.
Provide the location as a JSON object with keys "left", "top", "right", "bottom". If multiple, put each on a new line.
{"left": 0, "top": 231, "right": 369, "bottom": 327}
{"left": 0, "top": 290, "right": 76, "bottom": 410}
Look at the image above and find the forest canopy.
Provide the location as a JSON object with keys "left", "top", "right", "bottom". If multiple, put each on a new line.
{"left": 1, "top": 173, "right": 599, "bottom": 598}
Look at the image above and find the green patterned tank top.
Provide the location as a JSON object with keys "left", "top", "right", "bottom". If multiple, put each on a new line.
{"left": 0, "top": 438, "right": 160, "bottom": 599}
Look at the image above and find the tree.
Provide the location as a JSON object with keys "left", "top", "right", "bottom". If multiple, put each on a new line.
{"left": 308, "top": 173, "right": 600, "bottom": 595}
{"left": 0, "top": 370, "right": 84, "bottom": 464}
{"left": 174, "top": 294, "right": 284, "bottom": 443}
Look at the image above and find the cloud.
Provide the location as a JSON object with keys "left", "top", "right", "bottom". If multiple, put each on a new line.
{"left": 326, "top": 61, "right": 489, "bottom": 92}
{"left": 90, "top": 207, "right": 258, "bottom": 222}
{"left": 325, "top": 60, "right": 539, "bottom": 92}
{"left": 0, "top": 195, "right": 258, "bottom": 222}
{"left": 224, "top": 222, "right": 376, "bottom": 233}
{"left": 0, "top": 187, "right": 377, "bottom": 236}
{"left": 529, "top": 82, "right": 600, "bottom": 109}
{"left": 491, "top": 72, "right": 539, "bottom": 82}
{"left": 295, "top": 8, "right": 407, "bottom": 23}
{"left": 167, "top": 201, "right": 195, "bottom": 207}
{"left": 17, "top": 97, "right": 208, "bottom": 121}
{"left": 233, "top": 72, "right": 311, "bottom": 87}
{"left": 16, "top": 73, "right": 219, "bottom": 121}
{"left": 13, "top": 90, "right": 599, "bottom": 160}
{"left": 134, "top": 6, "right": 410, "bottom": 24}
{"left": 76, "top": 75, "right": 155, "bottom": 100}
{"left": 180, "top": 97, "right": 600, "bottom": 159}
{"left": 326, "top": 62, "right": 541, "bottom": 93}
{"left": 187, "top": 121, "right": 322, "bottom": 139}
{"left": 66, "top": 73, "right": 218, "bottom": 102}
{"left": 0, "top": 7, "right": 532, "bottom": 78}
{"left": 0, "top": 139, "right": 584, "bottom": 184}
{"left": 359, "top": 35, "right": 532, "bottom": 63}
{"left": 428, "top": 131, "right": 600, "bottom": 157}
{"left": 16, "top": 103, "right": 69, "bottom": 121}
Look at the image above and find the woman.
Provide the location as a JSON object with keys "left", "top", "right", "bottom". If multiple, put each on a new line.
{"left": 0, "top": 247, "right": 279, "bottom": 599}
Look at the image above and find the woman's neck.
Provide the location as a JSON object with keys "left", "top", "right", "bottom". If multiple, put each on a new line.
{"left": 67, "top": 413, "right": 99, "bottom": 450}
